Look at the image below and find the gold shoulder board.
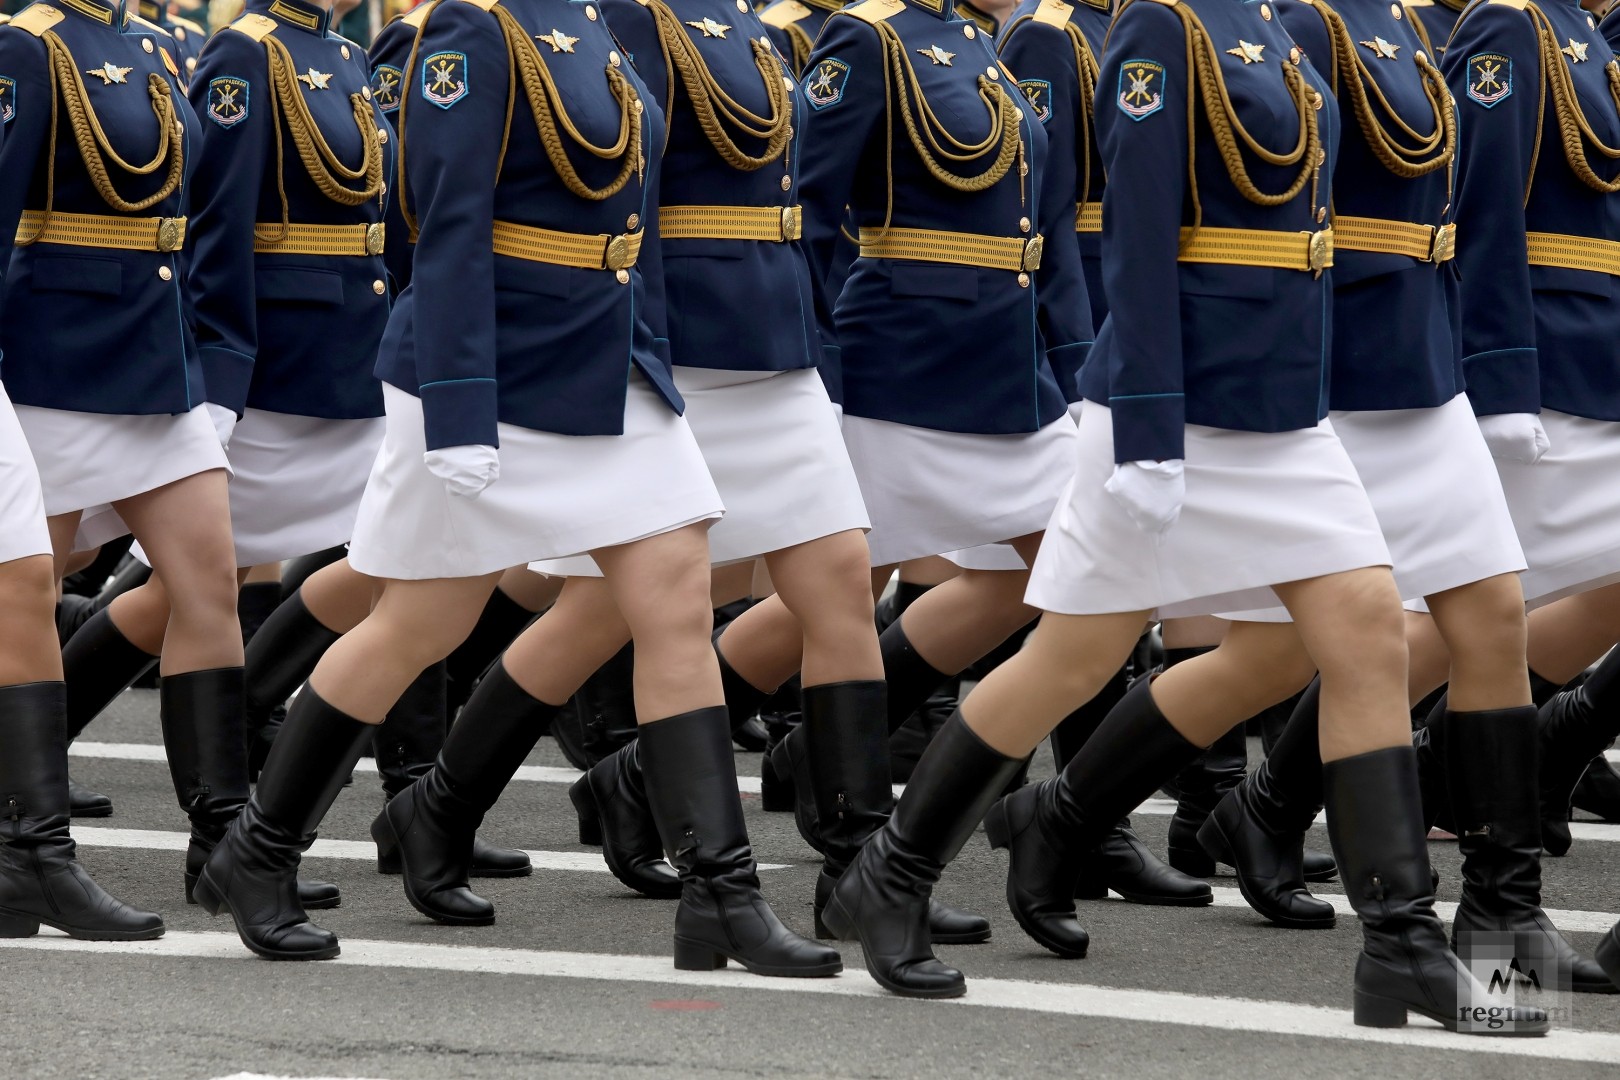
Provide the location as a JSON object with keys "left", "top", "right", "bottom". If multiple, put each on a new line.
{"left": 1487, "top": 0, "right": 1527, "bottom": 8}
{"left": 11, "top": 5, "right": 66, "bottom": 35}
{"left": 228, "top": 12, "right": 278, "bottom": 40}
{"left": 459, "top": 0, "right": 499, "bottom": 12}
{"left": 762, "top": 0, "right": 813, "bottom": 27}
{"left": 129, "top": 13, "right": 174, "bottom": 35}
{"left": 0, "top": 13, "right": 11, "bottom": 23}
{"left": 844, "top": 0, "right": 904, "bottom": 24}
{"left": 173, "top": 14, "right": 205, "bottom": 32}
{"left": 1145, "top": 0, "right": 1177, "bottom": 7}
{"left": 402, "top": 1, "right": 439, "bottom": 27}
{"left": 1033, "top": 0, "right": 1074, "bottom": 27}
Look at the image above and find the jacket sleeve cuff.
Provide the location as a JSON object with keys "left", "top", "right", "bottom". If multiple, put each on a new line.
{"left": 420, "top": 377, "right": 500, "bottom": 451}
{"left": 1463, "top": 348, "right": 1540, "bottom": 417}
{"left": 1047, "top": 341, "right": 1092, "bottom": 394}
{"left": 199, "top": 346, "right": 254, "bottom": 417}
{"left": 1108, "top": 393, "right": 1185, "bottom": 464}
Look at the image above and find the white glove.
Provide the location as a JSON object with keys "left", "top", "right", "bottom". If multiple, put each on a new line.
{"left": 1477, "top": 412, "right": 1550, "bottom": 465}
{"left": 1104, "top": 459, "right": 1185, "bottom": 537}
{"left": 424, "top": 444, "right": 499, "bottom": 498}
{"left": 205, "top": 402, "right": 237, "bottom": 449}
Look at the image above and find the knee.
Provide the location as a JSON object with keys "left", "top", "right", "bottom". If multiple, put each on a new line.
{"left": 1318, "top": 572, "right": 1408, "bottom": 675}
{"left": 1446, "top": 584, "right": 1529, "bottom": 670}
{"left": 0, "top": 557, "right": 59, "bottom": 631}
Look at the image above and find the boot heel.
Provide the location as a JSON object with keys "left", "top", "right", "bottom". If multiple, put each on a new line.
{"left": 184, "top": 872, "right": 198, "bottom": 905}
{"left": 371, "top": 811, "right": 403, "bottom": 874}
{"left": 759, "top": 750, "right": 794, "bottom": 813}
{"left": 568, "top": 777, "right": 604, "bottom": 846}
{"left": 983, "top": 798, "right": 1011, "bottom": 851}
{"left": 0, "top": 911, "right": 41, "bottom": 937}
{"left": 1352, "top": 989, "right": 1408, "bottom": 1028}
{"left": 673, "top": 936, "right": 727, "bottom": 970}
{"left": 820, "top": 893, "right": 856, "bottom": 942}
{"left": 813, "top": 906, "right": 834, "bottom": 940}
{"left": 191, "top": 869, "right": 225, "bottom": 917}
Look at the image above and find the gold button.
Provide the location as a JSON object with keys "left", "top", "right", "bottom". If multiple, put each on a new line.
{"left": 363, "top": 87, "right": 373, "bottom": 100}
{"left": 373, "top": 279, "right": 386, "bottom": 294}
{"left": 1019, "top": 216, "right": 1031, "bottom": 233}
{"left": 737, "top": 0, "right": 747, "bottom": 9}
{"left": 615, "top": 269, "right": 630, "bottom": 284}
{"left": 781, "top": 175, "right": 792, "bottom": 191}
{"left": 341, "top": 44, "right": 351, "bottom": 59}
{"left": 1316, "top": 148, "right": 1326, "bottom": 165}
{"left": 378, "top": 128, "right": 389, "bottom": 144}
{"left": 381, "top": 181, "right": 388, "bottom": 195}
{"left": 1260, "top": 3, "right": 1270, "bottom": 18}
{"left": 1316, "top": 206, "right": 1327, "bottom": 223}
{"left": 1312, "top": 91, "right": 1323, "bottom": 110}
{"left": 1290, "top": 47, "right": 1301, "bottom": 63}
{"left": 783, "top": 75, "right": 794, "bottom": 91}
{"left": 634, "top": 99, "right": 644, "bottom": 113}
{"left": 610, "top": 50, "right": 622, "bottom": 67}
{"left": 174, "top": 26, "right": 186, "bottom": 40}
{"left": 142, "top": 38, "right": 154, "bottom": 53}
{"left": 760, "top": 36, "right": 771, "bottom": 48}
{"left": 1017, "top": 272, "right": 1030, "bottom": 288}
{"left": 1415, "top": 50, "right": 1426, "bottom": 63}
{"left": 1390, "top": 2, "right": 1401, "bottom": 15}
{"left": 986, "top": 65, "right": 999, "bottom": 80}
{"left": 158, "top": 265, "right": 173, "bottom": 281}
{"left": 627, "top": 213, "right": 640, "bottom": 229}
{"left": 586, "top": 4, "right": 598, "bottom": 18}
{"left": 186, "top": 57, "right": 197, "bottom": 73}
{"left": 963, "top": 23, "right": 975, "bottom": 37}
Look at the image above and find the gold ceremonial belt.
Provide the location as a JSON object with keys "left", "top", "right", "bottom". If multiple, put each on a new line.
{"left": 491, "top": 220, "right": 643, "bottom": 271}
{"left": 17, "top": 210, "right": 186, "bottom": 253}
{"left": 1075, "top": 201, "right": 1102, "bottom": 234}
{"left": 254, "top": 222, "right": 386, "bottom": 257}
{"left": 857, "top": 226, "right": 1044, "bottom": 272}
{"left": 1333, "top": 216, "right": 1455, "bottom": 263}
{"left": 660, "top": 205, "right": 803, "bottom": 243}
{"left": 1525, "top": 231, "right": 1620, "bottom": 276}
{"left": 1177, "top": 226, "right": 1334, "bottom": 274}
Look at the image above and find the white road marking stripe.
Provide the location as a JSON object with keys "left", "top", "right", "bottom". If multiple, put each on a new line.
{"left": 212, "top": 1075, "right": 392, "bottom": 1080}
{"left": 1181, "top": 887, "right": 1620, "bottom": 935}
{"left": 1127, "top": 799, "right": 1620, "bottom": 845}
{"left": 3, "top": 930, "right": 1616, "bottom": 1061}
{"left": 69, "top": 826, "right": 787, "bottom": 873}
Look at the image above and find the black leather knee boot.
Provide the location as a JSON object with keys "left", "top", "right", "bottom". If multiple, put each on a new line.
{"left": 1538, "top": 651, "right": 1620, "bottom": 857}
{"left": 61, "top": 608, "right": 159, "bottom": 816}
{"left": 551, "top": 642, "right": 639, "bottom": 772}
{"left": 1325, "top": 746, "right": 1547, "bottom": 1035}
{"left": 373, "top": 662, "right": 531, "bottom": 879}
{"left": 243, "top": 589, "right": 342, "bottom": 780}
{"left": 639, "top": 706, "right": 842, "bottom": 977}
{"left": 445, "top": 587, "right": 538, "bottom": 716}
{"left": 1166, "top": 723, "right": 1247, "bottom": 877}
{"left": 0, "top": 682, "right": 164, "bottom": 940}
{"left": 375, "top": 660, "right": 560, "bottom": 924}
{"left": 193, "top": 687, "right": 373, "bottom": 960}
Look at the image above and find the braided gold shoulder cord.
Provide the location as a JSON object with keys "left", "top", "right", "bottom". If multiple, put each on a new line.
{"left": 17, "top": 32, "right": 184, "bottom": 244}
{"left": 647, "top": 0, "right": 792, "bottom": 168}
{"left": 258, "top": 34, "right": 385, "bottom": 244}
{"left": 1064, "top": 21, "right": 1100, "bottom": 204}
{"left": 1313, "top": 0, "right": 1454, "bottom": 194}
{"left": 1525, "top": 0, "right": 1620, "bottom": 194}
{"left": 784, "top": 21, "right": 813, "bottom": 75}
{"left": 864, "top": 16, "right": 1023, "bottom": 237}
{"left": 1171, "top": 2, "right": 1321, "bottom": 239}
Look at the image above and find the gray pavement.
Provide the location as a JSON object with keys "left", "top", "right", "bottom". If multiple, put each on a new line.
{"left": 5, "top": 689, "right": 1619, "bottom": 1080}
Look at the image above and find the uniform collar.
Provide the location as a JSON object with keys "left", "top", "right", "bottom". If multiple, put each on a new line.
{"left": 1075, "top": 0, "right": 1110, "bottom": 11}
{"left": 137, "top": 0, "right": 167, "bottom": 20}
{"left": 957, "top": 0, "right": 998, "bottom": 31}
{"left": 255, "top": 0, "right": 332, "bottom": 34}
{"left": 58, "top": 0, "right": 127, "bottom": 26}
{"left": 906, "top": 0, "right": 959, "bottom": 21}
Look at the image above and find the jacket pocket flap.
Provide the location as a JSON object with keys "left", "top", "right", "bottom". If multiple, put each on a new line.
{"left": 256, "top": 266, "right": 346, "bottom": 305}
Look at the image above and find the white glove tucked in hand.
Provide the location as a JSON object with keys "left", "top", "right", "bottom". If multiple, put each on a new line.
{"left": 1104, "top": 459, "right": 1185, "bottom": 537}
{"left": 424, "top": 444, "right": 500, "bottom": 498}
{"left": 1477, "top": 412, "right": 1550, "bottom": 465}
{"left": 205, "top": 402, "right": 237, "bottom": 450}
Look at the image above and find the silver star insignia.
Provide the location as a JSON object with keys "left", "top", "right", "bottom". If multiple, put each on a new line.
{"left": 1359, "top": 36, "right": 1400, "bottom": 59}
{"left": 86, "top": 62, "right": 134, "bottom": 85}
{"left": 537, "top": 29, "right": 579, "bottom": 52}
{"left": 1562, "top": 38, "right": 1590, "bottom": 63}
{"left": 296, "top": 67, "right": 334, "bottom": 90}
{"left": 1226, "top": 40, "right": 1266, "bottom": 64}
{"left": 686, "top": 17, "right": 732, "bottom": 37}
{"left": 917, "top": 44, "right": 956, "bottom": 65}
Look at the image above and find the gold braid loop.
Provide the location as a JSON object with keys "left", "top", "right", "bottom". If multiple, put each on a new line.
{"left": 20, "top": 32, "right": 184, "bottom": 243}
{"left": 1065, "top": 21, "right": 1100, "bottom": 203}
{"left": 647, "top": 0, "right": 791, "bottom": 168}
{"left": 784, "top": 21, "right": 814, "bottom": 75}
{"left": 1315, "top": 2, "right": 1454, "bottom": 180}
{"left": 494, "top": 4, "right": 644, "bottom": 199}
{"left": 1526, "top": 1, "right": 1620, "bottom": 193}
{"left": 258, "top": 34, "right": 385, "bottom": 244}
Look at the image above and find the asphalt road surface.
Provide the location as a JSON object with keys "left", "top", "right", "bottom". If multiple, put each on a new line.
{"left": 6, "top": 689, "right": 1620, "bottom": 1080}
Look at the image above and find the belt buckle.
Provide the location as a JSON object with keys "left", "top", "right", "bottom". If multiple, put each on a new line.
{"left": 1022, "top": 234, "right": 1044, "bottom": 272}
{"left": 156, "top": 217, "right": 185, "bottom": 253}
{"left": 604, "top": 233, "right": 633, "bottom": 271}
{"left": 1308, "top": 229, "right": 1333, "bottom": 276}
{"left": 365, "top": 222, "right": 386, "bottom": 256}
{"left": 780, "top": 206, "right": 802, "bottom": 242}
{"left": 1429, "top": 222, "right": 1456, "bottom": 264}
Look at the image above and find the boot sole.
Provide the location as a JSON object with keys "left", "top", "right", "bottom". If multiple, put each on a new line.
{"left": 569, "top": 776, "right": 605, "bottom": 846}
{"left": 191, "top": 869, "right": 341, "bottom": 961}
{"left": 673, "top": 935, "right": 842, "bottom": 978}
{"left": 68, "top": 805, "right": 114, "bottom": 819}
{"left": 188, "top": 873, "right": 341, "bottom": 911}
{"left": 1353, "top": 989, "right": 1547, "bottom": 1036}
{"left": 1107, "top": 888, "right": 1214, "bottom": 908}
{"left": 1199, "top": 816, "right": 1336, "bottom": 930}
{"left": 0, "top": 906, "right": 164, "bottom": 942}
{"left": 1302, "top": 863, "right": 1339, "bottom": 884}
{"left": 371, "top": 813, "right": 497, "bottom": 927}
{"left": 984, "top": 801, "right": 1089, "bottom": 960}
{"left": 820, "top": 895, "right": 964, "bottom": 998}
{"left": 376, "top": 852, "right": 535, "bottom": 879}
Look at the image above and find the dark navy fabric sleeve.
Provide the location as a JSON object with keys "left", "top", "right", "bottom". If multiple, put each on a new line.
{"left": 797, "top": 14, "right": 885, "bottom": 368}
{"left": 1442, "top": 4, "right": 1540, "bottom": 416}
{"left": 401, "top": 1, "right": 508, "bottom": 450}
{"left": 1092, "top": 0, "right": 1189, "bottom": 461}
{"left": 0, "top": 28, "right": 49, "bottom": 367}
{"left": 186, "top": 31, "right": 272, "bottom": 416}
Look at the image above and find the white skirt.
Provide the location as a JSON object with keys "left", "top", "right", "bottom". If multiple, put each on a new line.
{"left": 533, "top": 366, "right": 870, "bottom": 578}
{"left": 944, "top": 545, "right": 1030, "bottom": 571}
{"left": 1223, "top": 396, "right": 1527, "bottom": 622}
{"left": 1494, "top": 409, "right": 1620, "bottom": 608}
{"left": 1027, "top": 401, "right": 1391, "bottom": 618}
{"left": 348, "top": 377, "right": 723, "bottom": 580}
{"left": 0, "top": 385, "right": 52, "bottom": 564}
{"left": 841, "top": 413, "right": 1078, "bottom": 566}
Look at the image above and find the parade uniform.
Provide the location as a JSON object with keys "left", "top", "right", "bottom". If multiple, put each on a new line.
{"left": 136, "top": 0, "right": 204, "bottom": 81}
{"left": 1025, "top": 0, "right": 1399, "bottom": 618}
{"left": 1404, "top": 0, "right": 1464, "bottom": 59}
{"left": 1444, "top": 0, "right": 1620, "bottom": 607}
{"left": 799, "top": 0, "right": 1091, "bottom": 568}
{"left": 368, "top": 0, "right": 432, "bottom": 290}
{"left": 346, "top": 0, "right": 722, "bottom": 581}
{"left": 759, "top": 0, "right": 837, "bottom": 73}
{"left": 185, "top": 0, "right": 393, "bottom": 567}
{"left": 0, "top": 0, "right": 223, "bottom": 546}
